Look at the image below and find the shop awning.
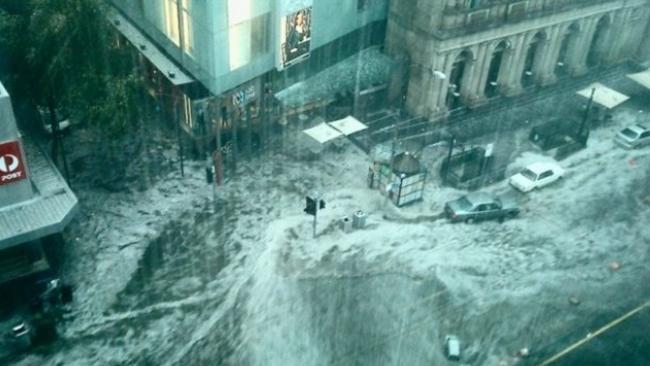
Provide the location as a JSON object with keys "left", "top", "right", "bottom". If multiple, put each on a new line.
{"left": 329, "top": 115, "right": 368, "bottom": 136}
{"left": 110, "top": 10, "right": 194, "bottom": 86}
{"left": 627, "top": 70, "right": 650, "bottom": 90}
{"left": 576, "top": 82, "right": 629, "bottom": 109}
{"left": 303, "top": 123, "right": 343, "bottom": 144}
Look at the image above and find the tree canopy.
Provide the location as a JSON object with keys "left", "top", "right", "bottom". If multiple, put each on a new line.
{"left": 0, "top": 0, "right": 141, "bottom": 137}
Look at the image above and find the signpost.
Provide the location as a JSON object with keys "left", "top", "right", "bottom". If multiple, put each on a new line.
{"left": 304, "top": 195, "right": 325, "bottom": 238}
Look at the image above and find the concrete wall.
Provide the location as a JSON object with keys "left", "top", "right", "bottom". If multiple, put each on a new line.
{"left": 113, "top": 0, "right": 388, "bottom": 96}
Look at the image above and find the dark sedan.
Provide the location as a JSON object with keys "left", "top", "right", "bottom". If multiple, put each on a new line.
{"left": 445, "top": 192, "right": 519, "bottom": 223}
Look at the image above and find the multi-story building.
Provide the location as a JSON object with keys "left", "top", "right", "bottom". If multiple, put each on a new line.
{"left": 110, "top": 0, "right": 389, "bottom": 153}
{"left": 385, "top": 0, "right": 650, "bottom": 120}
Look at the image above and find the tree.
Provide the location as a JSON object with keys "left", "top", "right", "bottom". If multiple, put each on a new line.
{"left": 0, "top": 0, "right": 142, "bottom": 178}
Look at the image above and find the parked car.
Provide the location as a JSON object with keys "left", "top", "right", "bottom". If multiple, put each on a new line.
{"left": 615, "top": 123, "right": 650, "bottom": 149}
{"left": 443, "top": 335, "right": 461, "bottom": 361}
{"left": 509, "top": 161, "right": 564, "bottom": 193}
{"left": 444, "top": 191, "right": 519, "bottom": 223}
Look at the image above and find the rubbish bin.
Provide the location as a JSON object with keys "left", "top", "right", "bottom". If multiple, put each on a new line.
{"left": 341, "top": 216, "right": 353, "bottom": 233}
{"left": 353, "top": 210, "right": 366, "bottom": 229}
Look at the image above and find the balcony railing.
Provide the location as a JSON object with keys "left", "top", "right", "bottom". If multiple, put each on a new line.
{"left": 439, "top": 0, "right": 621, "bottom": 35}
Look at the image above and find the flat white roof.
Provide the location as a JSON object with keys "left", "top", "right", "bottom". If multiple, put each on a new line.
{"left": 303, "top": 123, "right": 344, "bottom": 144}
{"left": 110, "top": 10, "right": 194, "bottom": 86}
{"left": 627, "top": 70, "right": 650, "bottom": 90}
{"left": 329, "top": 115, "right": 368, "bottom": 136}
{"left": 0, "top": 139, "right": 78, "bottom": 250}
{"left": 576, "top": 82, "right": 629, "bottom": 109}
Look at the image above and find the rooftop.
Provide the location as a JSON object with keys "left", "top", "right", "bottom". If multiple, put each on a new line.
{"left": 0, "top": 138, "right": 78, "bottom": 250}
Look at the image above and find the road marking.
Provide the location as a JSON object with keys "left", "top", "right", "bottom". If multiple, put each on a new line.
{"left": 537, "top": 300, "right": 650, "bottom": 366}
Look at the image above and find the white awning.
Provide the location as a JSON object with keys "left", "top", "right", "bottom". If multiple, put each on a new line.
{"left": 627, "top": 70, "right": 650, "bottom": 90}
{"left": 110, "top": 10, "right": 194, "bottom": 86}
{"left": 303, "top": 123, "right": 343, "bottom": 144}
{"left": 329, "top": 115, "right": 368, "bottom": 136}
{"left": 576, "top": 82, "right": 629, "bottom": 109}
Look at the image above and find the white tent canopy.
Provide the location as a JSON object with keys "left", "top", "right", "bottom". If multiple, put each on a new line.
{"left": 329, "top": 115, "right": 368, "bottom": 136}
{"left": 627, "top": 70, "right": 650, "bottom": 90}
{"left": 576, "top": 82, "right": 629, "bottom": 109}
{"left": 302, "top": 115, "right": 368, "bottom": 145}
{"left": 303, "top": 123, "right": 343, "bottom": 144}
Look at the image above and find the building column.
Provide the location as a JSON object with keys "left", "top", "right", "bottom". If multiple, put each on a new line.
{"left": 501, "top": 33, "right": 527, "bottom": 96}
{"left": 568, "top": 17, "right": 598, "bottom": 76}
{"left": 417, "top": 52, "right": 453, "bottom": 119}
{"left": 537, "top": 25, "right": 562, "bottom": 86}
{"left": 405, "top": 66, "right": 434, "bottom": 118}
{"left": 428, "top": 52, "right": 450, "bottom": 118}
{"left": 466, "top": 43, "right": 491, "bottom": 107}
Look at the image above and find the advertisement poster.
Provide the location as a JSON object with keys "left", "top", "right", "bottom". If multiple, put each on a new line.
{"left": 280, "top": 6, "right": 312, "bottom": 68}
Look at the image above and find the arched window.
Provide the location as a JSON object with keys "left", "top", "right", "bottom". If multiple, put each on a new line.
{"left": 521, "top": 32, "right": 545, "bottom": 87}
{"left": 555, "top": 23, "right": 579, "bottom": 76}
{"left": 587, "top": 16, "right": 611, "bottom": 67}
{"left": 484, "top": 41, "right": 509, "bottom": 97}
{"left": 447, "top": 50, "right": 472, "bottom": 109}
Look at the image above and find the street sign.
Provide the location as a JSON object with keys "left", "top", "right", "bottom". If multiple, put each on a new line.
{"left": 0, "top": 140, "right": 27, "bottom": 186}
{"left": 304, "top": 196, "right": 325, "bottom": 238}
{"left": 304, "top": 197, "right": 325, "bottom": 216}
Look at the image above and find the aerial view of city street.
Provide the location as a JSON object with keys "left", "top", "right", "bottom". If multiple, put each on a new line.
{"left": 0, "top": 0, "right": 649, "bottom": 365}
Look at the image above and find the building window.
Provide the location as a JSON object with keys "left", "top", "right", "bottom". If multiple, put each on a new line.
{"left": 251, "top": 14, "right": 270, "bottom": 58}
{"left": 164, "top": 0, "right": 193, "bottom": 55}
{"left": 228, "top": 11, "right": 270, "bottom": 70}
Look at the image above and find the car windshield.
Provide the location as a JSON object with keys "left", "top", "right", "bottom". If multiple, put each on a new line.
{"left": 457, "top": 196, "right": 473, "bottom": 209}
{"left": 520, "top": 168, "right": 537, "bottom": 180}
{"left": 621, "top": 128, "right": 639, "bottom": 139}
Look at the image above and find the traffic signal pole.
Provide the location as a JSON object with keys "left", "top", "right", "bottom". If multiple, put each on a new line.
{"left": 313, "top": 196, "right": 318, "bottom": 238}
{"left": 304, "top": 195, "right": 325, "bottom": 238}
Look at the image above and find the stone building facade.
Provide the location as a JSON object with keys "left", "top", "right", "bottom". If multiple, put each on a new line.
{"left": 385, "top": 0, "right": 650, "bottom": 120}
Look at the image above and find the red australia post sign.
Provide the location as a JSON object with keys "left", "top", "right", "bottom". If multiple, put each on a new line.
{"left": 0, "top": 140, "right": 27, "bottom": 186}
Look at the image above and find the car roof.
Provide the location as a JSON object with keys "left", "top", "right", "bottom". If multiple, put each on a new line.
{"left": 632, "top": 124, "right": 648, "bottom": 132}
{"left": 526, "top": 161, "right": 558, "bottom": 174}
{"left": 465, "top": 192, "right": 495, "bottom": 205}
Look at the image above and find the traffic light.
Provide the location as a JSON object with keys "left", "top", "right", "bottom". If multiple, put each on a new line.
{"left": 304, "top": 196, "right": 316, "bottom": 215}
{"left": 304, "top": 197, "right": 325, "bottom": 215}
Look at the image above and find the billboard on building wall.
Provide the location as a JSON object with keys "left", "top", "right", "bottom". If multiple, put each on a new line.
{"left": 280, "top": 6, "right": 312, "bottom": 68}
{"left": 0, "top": 140, "right": 27, "bottom": 186}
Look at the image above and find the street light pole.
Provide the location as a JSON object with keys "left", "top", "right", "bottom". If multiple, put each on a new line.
{"left": 175, "top": 102, "right": 185, "bottom": 177}
{"left": 578, "top": 87, "right": 596, "bottom": 145}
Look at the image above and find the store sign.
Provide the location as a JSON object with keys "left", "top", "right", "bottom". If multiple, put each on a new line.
{"left": 0, "top": 140, "right": 27, "bottom": 186}
{"left": 232, "top": 85, "right": 256, "bottom": 106}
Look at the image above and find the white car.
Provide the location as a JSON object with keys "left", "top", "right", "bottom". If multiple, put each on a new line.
{"left": 615, "top": 124, "right": 650, "bottom": 149}
{"left": 509, "top": 161, "right": 564, "bottom": 192}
